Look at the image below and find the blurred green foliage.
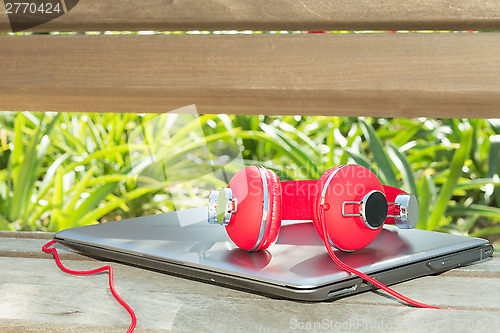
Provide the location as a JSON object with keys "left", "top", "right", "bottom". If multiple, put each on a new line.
{"left": 0, "top": 112, "right": 499, "bottom": 249}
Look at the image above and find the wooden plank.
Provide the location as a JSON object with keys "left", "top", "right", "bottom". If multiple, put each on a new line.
{"left": 1, "top": 0, "right": 500, "bottom": 32}
{"left": 0, "top": 230, "right": 53, "bottom": 239}
{"left": 1, "top": 254, "right": 499, "bottom": 332}
{"left": 1, "top": 33, "right": 500, "bottom": 118}
{"left": 0, "top": 238, "right": 88, "bottom": 260}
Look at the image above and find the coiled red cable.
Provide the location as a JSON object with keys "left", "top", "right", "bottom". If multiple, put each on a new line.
{"left": 42, "top": 212, "right": 454, "bottom": 333}
{"left": 42, "top": 240, "right": 137, "bottom": 332}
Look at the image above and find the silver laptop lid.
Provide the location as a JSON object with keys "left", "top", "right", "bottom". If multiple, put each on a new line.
{"left": 55, "top": 207, "right": 487, "bottom": 289}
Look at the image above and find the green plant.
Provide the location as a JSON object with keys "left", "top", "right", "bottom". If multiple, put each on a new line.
{"left": 1, "top": 112, "right": 499, "bottom": 252}
{"left": 0, "top": 112, "right": 157, "bottom": 231}
{"left": 0, "top": 112, "right": 247, "bottom": 231}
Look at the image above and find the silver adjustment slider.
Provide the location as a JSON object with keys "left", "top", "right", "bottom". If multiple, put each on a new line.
{"left": 342, "top": 201, "right": 363, "bottom": 217}
{"left": 208, "top": 187, "right": 237, "bottom": 225}
{"left": 341, "top": 190, "right": 388, "bottom": 230}
{"left": 387, "top": 193, "right": 418, "bottom": 229}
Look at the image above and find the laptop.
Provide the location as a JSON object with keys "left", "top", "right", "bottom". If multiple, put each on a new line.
{"left": 54, "top": 207, "right": 493, "bottom": 301}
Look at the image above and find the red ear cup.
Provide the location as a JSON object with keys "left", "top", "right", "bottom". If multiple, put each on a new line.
{"left": 312, "top": 165, "right": 387, "bottom": 252}
{"left": 225, "top": 166, "right": 282, "bottom": 251}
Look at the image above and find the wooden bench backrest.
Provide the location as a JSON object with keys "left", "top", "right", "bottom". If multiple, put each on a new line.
{"left": 1, "top": 0, "right": 499, "bottom": 118}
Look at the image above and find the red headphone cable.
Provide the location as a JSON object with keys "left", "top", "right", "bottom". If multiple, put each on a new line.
{"left": 42, "top": 208, "right": 454, "bottom": 333}
{"left": 319, "top": 206, "right": 457, "bottom": 310}
{"left": 42, "top": 240, "right": 137, "bottom": 333}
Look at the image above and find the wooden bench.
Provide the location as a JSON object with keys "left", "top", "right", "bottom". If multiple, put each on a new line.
{"left": 1, "top": 1, "right": 500, "bottom": 331}
{"left": 1, "top": 231, "right": 499, "bottom": 332}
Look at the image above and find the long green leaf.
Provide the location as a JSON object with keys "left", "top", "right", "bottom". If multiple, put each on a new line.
{"left": 427, "top": 128, "right": 473, "bottom": 230}
{"left": 446, "top": 204, "right": 500, "bottom": 219}
{"left": 407, "top": 144, "right": 457, "bottom": 164}
{"left": 0, "top": 214, "right": 15, "bottom": 231}
{"left": 33, "top": 153, "right": 70, "bottom": 205}
{"left": 63, "top": 166, "right": 96, "bottom": 214}
{"left": 77, "top": 188, "right": 154, "bottom": 226}
{"left": 9, "top": 114, "right": 46, "bottom": 220}
{"left": 469, "top": 227, "right": 500, "bottom": 238}
{"left": 85, "top": 116, "right": 105, "bottom": 151}
{"left": 129, "top": 130, "right": 243, "bottom": 180}
{"left": 53, "top": 126, "right": 87, "bottom": 153}
{"left": 455, "top": 178, "right": 500, "bottom": 191}
{"left": 63, "top": 144, "right": 147, "bottom": 173}
{"left": 11, "top": 113, "right": 24, "bottom": 173}
{"left": 238, "top": 131, "right": 316, "bottom": 178}
{"left": 25, "top": 203, "right": 52, "bottom": 230}
{"left": 66, "top": 182, "right": 118, "bottom": 229}
{"left": 345, "top": 148, "right": 372, "bottom": 169}
{"left": 0, "top": 174, "right": 7, "bottom": 213}
{"left": 76, "top": 174, "right": 140, "bottom": 188}
{"left": 488, "top": 135, "right": 500, "bottom": 177}
{"left": 260, "top": 123, "right": 321, "bottom": 178}
{"left": 11, "top": 114, "right": 61, "bottom": 222}
{"left": 326, "top": 125, "right": 335, "bottom": 169}
{"left": 359, "top": 119, "right": 399, "bottom": 187}
{"left": 48, "top": 168, "right": 64, "bottom": 231}
{"left": 6, "top": 113, "right": 25, "bottom": 212}
{"left": 417, "top": 174, "right": 434, "bottom": 229}
{"left": 392, "top": 123, "right": 421, "bottom": 147}
{"left": 339, "top": 125, "right": 362, "bottom": 165}
{"left": 387, "top": 143, "right": 418, "bottom": 196}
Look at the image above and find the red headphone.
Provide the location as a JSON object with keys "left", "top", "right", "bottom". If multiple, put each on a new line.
{"left": 208, "top": 164, "right": 418, "bottom": 252}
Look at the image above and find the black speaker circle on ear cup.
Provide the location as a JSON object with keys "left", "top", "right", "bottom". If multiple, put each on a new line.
{"left": 364, "top": 191, "right": 388, "bottom": 229}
